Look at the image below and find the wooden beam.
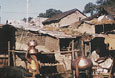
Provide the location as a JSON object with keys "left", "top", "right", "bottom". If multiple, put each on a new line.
{"left": 0, "top": 55, "right": 8, "bottom": 58}
{"left": 8, "top": 41, "right": 10, "bottom": 66}
{"left": 12, "top": 50, "right": 16, "bottom": 66}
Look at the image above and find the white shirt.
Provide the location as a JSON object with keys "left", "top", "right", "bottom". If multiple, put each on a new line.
{"left": 90, "top": 50, "right": 113, "bottom": 73}
{"left": 90, "top": 50, "right": 99, "bottom": 66}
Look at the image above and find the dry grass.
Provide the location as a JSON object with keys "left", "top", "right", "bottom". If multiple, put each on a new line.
{"left": 90, "top": 19, "right": 115, "bottom": 25}
{"left": 43, "top": 26, "right": 60, "bottom": 31}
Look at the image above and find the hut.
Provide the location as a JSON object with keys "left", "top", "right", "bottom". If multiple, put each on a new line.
{"left": 0, "top": 24, "right": 16, "bottom": 67}
{"left": 39, "top": 29, "right": 82, "bottom": 52}
{"left": 70, "top": 8, "right": 115, "bottom": 78}
{"left": 42, "top": 9, "right": 86, "bottom": 28}
{"left": 7, "top": 24, "right": 84, "bottom": 76}
{"left": 37, "top": 28, "right": 83, "bottom": 74}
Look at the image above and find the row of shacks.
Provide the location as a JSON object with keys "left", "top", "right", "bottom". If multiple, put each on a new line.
{"left": 0, "top": 7, "right": 115, "bottom": 77}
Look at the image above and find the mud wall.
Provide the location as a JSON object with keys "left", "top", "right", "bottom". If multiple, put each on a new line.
{"left": 45, "top": 36, "right": 60, "bottom": 52}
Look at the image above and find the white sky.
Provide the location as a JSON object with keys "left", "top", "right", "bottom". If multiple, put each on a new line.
{"left": 0, "top": 0, "right": 96, "bottom": 24}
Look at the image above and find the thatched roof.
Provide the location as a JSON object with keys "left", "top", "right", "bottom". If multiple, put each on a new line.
{"left": 40, "top": 27, "right": 82, "bottom": 38}
{"left": 42, "top": 9, "right": 86, "bottom": 24}
{"left": 87, "top": 18, "right": 115, "bottom": 25}
{"left": 70, "top": 9, "right": 115, "bottom": 28}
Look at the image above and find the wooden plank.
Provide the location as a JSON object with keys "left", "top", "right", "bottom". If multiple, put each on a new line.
{"left": 8, "top": 41, "right": 10, "bottom": 66}
{"left": 12, "top": 50, "right": 16, "bottom": 66}
{"left": 0, "top": 55, "right": 8, "bottom": 58}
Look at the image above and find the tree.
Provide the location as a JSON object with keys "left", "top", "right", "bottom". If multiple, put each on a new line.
{"left": 83, "top": 2, "right": 96, "bottom": 16}
{"left": 28, "top": 17, "right": 33, "bottom": 22}
{"left": 38, "top": 8, "right": 62, "bottom": 18}
{"left": 83, "top": 0, "right": 115, "bottom": 16}
{"left": 96, "top": 0, "right": 114, "bottom": 5}
{"left": 96, "top": 0, "right": 107, "bottom": 5}
{"left": 22, "top": 17, "right": 33, "bottom": 22}
{"left": 39, "top": 13, "right": 45, "bottom": 17}
{"left": 22, "top": 18, "right": 26, "bottom": 22}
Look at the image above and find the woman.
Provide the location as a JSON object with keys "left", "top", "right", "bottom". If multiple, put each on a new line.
{"left": 25, "top": 46, "right": 39, "bottom": 76}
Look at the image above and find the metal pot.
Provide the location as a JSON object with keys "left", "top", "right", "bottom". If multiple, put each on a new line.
{"left": 28, "top": 40, "right": 37, "bottom": 47}
{"left": 72, "top": 56, "right": 93, "bottom": 70}
{"left": 28, "top": 48, "right": 38, "bottom": 54}
{"left": 78, "top": 56, "right": 93, "bottom": 70}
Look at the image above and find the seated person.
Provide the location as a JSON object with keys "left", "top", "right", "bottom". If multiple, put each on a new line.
{"left": 90, "top": 47, "right": 113, "bottom": 74}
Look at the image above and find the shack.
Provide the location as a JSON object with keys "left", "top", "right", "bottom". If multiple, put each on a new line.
{"left": 38, "top": 29, "right": 83, "bottom": 73}
{"left": 0, "top": 24, "right": 16, "bottom": 67}
{"left": 70, "top": 9, "right": 115, "bottom": 77}
{"left": 9, "top": 23, "right": 85, "bottom": 77}
{"left": 42, "top": 9, "right": 86, "bottom": 27}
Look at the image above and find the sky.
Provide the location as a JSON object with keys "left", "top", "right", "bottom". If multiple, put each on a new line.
{"left": 0, "top": 0, "right": 96, "bottom": 24}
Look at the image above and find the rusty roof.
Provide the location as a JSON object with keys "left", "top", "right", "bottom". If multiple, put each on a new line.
{"left": 39, "top": 26, "right": 82, "bottom": 38}
{"left": 42, "top": 8, "right": 86, "bottom": 24}
{"left": 39, "top": 30, "right": 81, "bottom": 38}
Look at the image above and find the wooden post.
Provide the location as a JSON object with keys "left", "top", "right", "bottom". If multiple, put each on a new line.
{"left": 71, "top": 40, "right": 76, "bottom": 78}
{"left": 72, "top": 40, "right": 74, "bottom": 60}
{"left": 12, "top": 49, "right": 16, "bottom": 66}
{"left": 8, "top": 41, "right": 10, "bottom": 66}
{"left": 74, "top": 40, "right": 79, "bottom": 78}
{"left": 88, "top": 41, "right": 91, "bottom": 57}
{"left": 81, "top": 40, "right": 85, "bottom": 56}
{"left": 103, "top": 24, "right": 104, "bottom": 33}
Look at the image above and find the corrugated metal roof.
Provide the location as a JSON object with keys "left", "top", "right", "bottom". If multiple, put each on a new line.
{"left": 11, "top": 24, "right": 42, "bottom": 31}
{"left": 11, "top": 23, "right": 81, "bottom": 38}
{"left": 39, "top": 30, "right": 81, "bottom": 38}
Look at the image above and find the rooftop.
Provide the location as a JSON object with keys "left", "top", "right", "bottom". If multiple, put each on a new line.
{"left": 86, "top": 18, "right": 115, "bottom": 25}
{"left": 42, "top": 9, "right": 86, "bottom": 24}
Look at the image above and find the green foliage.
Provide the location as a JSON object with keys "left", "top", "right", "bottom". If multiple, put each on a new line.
{"left": 83, "top": 2, "right": 96, "bottom": 16}
{"left": 22, "top": 18, "right": 26, "bottom": 22}
{"left": 22, "top": 17, "right": 33, "bottom": 22}
{"left": 83, "top": 0, "right": 115, "bottom": 16}
{"left": 38, "top": 8, "right": 62, "bottom": 18}
{"left": 96, "top": 0, "right": 107, "bottom": 5}
{"left": 28, "top": 17, "right": 33, "bottom": 22}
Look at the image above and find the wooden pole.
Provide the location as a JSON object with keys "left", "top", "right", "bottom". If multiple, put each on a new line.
{"left": 72, "top": 40, "right": 74, "bottom": 60}
{"left": 12, "top": 49, "right": 16, "bottom": 66}
{"left": 74, "top": 40, "right": 79, "bottom": 78}
{"left": 8, "top": 41, "right": 10, "bottom": 66}
{"left": 81, "top": 40, "right": 85, "bottom": 56}
{"left": 71, "top": 40, "right": 76, "bottom": 78}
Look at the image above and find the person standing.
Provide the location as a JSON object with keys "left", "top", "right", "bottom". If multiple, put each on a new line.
{"left": 25, "top": 40, "right": 39, "bottom": 77}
